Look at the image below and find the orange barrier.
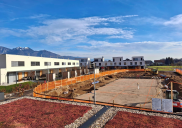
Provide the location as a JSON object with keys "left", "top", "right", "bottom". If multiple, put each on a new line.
{"left": 176, "top": 69, "right": 182, "bottom": 75}
{"left": 33, "top": 69, "right": 145, "bottom": 98}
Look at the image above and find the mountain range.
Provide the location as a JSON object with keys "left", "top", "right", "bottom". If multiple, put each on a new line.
{"left": 0, "top": 46, "right": 80, "bottom": 60}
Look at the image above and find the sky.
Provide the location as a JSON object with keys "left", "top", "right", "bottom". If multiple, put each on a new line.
{"left": 0, "top": 0, "right": 182, "bottom": 61}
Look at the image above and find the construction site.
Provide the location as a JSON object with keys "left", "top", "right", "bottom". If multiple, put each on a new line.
{"left": 1, "top": 68, "right": 182, "bottom": 127}
{"left": 34, "top": 68, "right": 182, "bottom": 113}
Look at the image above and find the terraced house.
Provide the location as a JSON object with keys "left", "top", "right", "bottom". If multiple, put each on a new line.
{"left": 93, "top": 56, "right": 145, "bottom": 69}
{"left": 0, "top": 54, "right": 79, "bottom": 85}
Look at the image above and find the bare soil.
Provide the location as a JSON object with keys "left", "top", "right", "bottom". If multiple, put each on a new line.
{"left": 43, "top": 71, "right": 152, "bottom": 98}
{"left": 43, "top": 71, "right": 182, "bottom": 99}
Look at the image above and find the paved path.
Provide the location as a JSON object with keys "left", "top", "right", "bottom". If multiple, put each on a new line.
{"left": 4, "top": 89, "right": 33, "bottom": 101}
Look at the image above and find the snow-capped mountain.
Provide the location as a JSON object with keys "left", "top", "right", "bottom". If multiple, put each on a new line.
{"left": 0, "top": 46, "right": 80, "bottom": 59}
{"left": 14, "top": 47, "right": 30, "bottom": 50}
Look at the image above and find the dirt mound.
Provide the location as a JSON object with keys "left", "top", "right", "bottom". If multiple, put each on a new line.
{"left": 96, "top": 77, "right": 106, "bottom": 82}
{"left": 143, "top": 72, "right": 151, "bottom": 76}
{"left": 47, "top": 91, "right": 58, "bottom": 96}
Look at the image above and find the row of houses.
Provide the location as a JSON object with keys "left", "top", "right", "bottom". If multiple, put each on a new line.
{"left": 76, "top": 56, "right": 145, "bottom": 69}
{"left": 0, "top": 54, "right": 80, "bottom": 85}
{"left": 0, "top": 54, "right": 145, "bottom": 85}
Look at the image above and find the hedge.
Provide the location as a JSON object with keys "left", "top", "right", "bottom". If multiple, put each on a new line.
{"left": 0, "top": 81, "right": 35, "bottom": 93}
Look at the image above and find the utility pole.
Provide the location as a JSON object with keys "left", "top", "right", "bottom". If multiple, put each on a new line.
{"left": 47, "top": 63, "right": 49, "bottom": 91}
{"left": 94, "top": 64, "right": 96, "bottom": 104}
{"left": 171, "top": 82, "right": 173, "bottom": 100}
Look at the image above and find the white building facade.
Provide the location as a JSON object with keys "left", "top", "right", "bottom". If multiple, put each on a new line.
{"left": 75, "top": 58, "right": 91, "bottom": 68}
{"left": 93, "top": 56, "right": 145, "bottom": 69}
{"left": 0, "top": 54, "right": 79, "bottom": 85}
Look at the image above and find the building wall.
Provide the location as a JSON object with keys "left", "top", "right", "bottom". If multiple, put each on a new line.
{"left": 132, "top": 56, "right": 144, "bottom": 61}
{"left": 0, "top": 68, "right": 7, "bottom": 85}
{"left": 94, "top": 56, "right": 145, "bottom": 68}
{"left": 94, "top": 58, "right": 104, "bottom": 62}
{"left": 5, "top": 54, "right": 79, "bottom": 72}
{"left": 25, "top": 72, "right": 28, "bottom": 77}
{"left": 113, "top": 57, "right": 123, "bottom": 62}
{"left": 94, "top": 61, "right": 145, "bottom": 67}
{"left": 76, "top": 58, "right": 91, "bottom": 67}
{"left": 0, "top": 54, "right": 6, "bottom": 68}
{"left": 18, "top": 72, "right": 22, "bottom": 81}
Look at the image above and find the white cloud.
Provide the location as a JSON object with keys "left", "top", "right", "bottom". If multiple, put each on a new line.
{"left": 56, "top": 41, "right": 182, "bottom": 61}
{"left": 0, "top": 28, "right": 24, "bottom": 37}
{"left": 1, "top": 15, "right": 137, "bottom": 44}
{"left": 135, "top": 14, "right": 182, "bottom": 29}
{"left": 28, "top": 14, "right": 50, "bottom": 19}
{"left": 164, "top": 14, "right": 182, "bottom": 25}
{"left": 78, "top": 40, "right": 182, "bottom": 53}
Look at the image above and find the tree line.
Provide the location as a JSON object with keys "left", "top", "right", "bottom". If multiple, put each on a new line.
{"left": 165, "top": 57, "right": 174, "bottom": 65}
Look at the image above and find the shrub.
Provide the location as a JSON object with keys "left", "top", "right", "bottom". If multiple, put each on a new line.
{"left": 15, "top": 84, "right": 25, "bottom": 97}
{"left": 0, "top": 82, "right": 35, "bottom": 93}
{"left": 32, "top": 83, "right": 37, "bottom": 88}
{"left": 12, "top": 87, "right": 16, "bottom": 93}
{"left": 0, "top": 88, "right": 6, "bottom": 93}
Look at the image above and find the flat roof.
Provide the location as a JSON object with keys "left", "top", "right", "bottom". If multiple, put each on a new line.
{"left": 1, "top": 54, "right": 78, "bottom": 61}
{"left": 132, "top": 56, "right": 144, "bottom": 57}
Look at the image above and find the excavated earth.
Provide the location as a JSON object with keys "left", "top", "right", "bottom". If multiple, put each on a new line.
{"left": 43, "top": 71, "right": 182, "bottom": 99}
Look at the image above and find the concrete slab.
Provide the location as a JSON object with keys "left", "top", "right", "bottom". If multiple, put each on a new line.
{"left": 76, "top": 79, "right": 158, "bottom": 109}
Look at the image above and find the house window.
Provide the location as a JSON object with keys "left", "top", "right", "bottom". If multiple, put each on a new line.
{"left": 114, "top": 62, "right": 116, "bottom": 66}
{"left": 105, "top": 63, "right": 107, "bottom": 66}
{"left": 140, "top": 62, "right": 142, "bottom": 65}
{"left": 44, "top": 62, "right": 51, "bottom": 66}
{"left": 68, "top": 62, "right": 71, "bottom": 65}
{"left": 94, "top": 59, "right": 98, "bottom": 62}
{"left": 133, "top": 58, "right": 138, "bottom": 61}
{"left": 99, "top": 63, "right": 101, "bottom": 66}
{"left": 141, "top": 58, "right": 143, "bottom": 61}
{"left": 124, "top": 62, "right": 126, "bottom": 65}
{"left": 120, "top": 58, "right": 121, "bottom": 61}
{"left": 11, "top": 61, "right": 25, "bottom": 67}
{"left": 113, "top": 58, "right": 115, "bottom": 62}
{"left": 119, "top": 62, "right": 121, "bottom": 65}
{"left": 54, "top": 62, "right": 59, "bottom": 65}
{"left": 110, "top": 63, "right": 113, "bottom": 66}
{"left": 31, "top": 62, "right": 40, "bottom": 66}
{"left": 80, "top": 63, "right": 82, "bottom": 66}
{"left": 135, "top": 62, "right": 137, "bottom": 65}
{"left": 81, "top": 59, "right": 84, "bottom": 62}
{"left": 73, "top": 62, "right": 75, "bottom": 65}
{"left": 130, "top": 62, "right": 132, "bottom": 65}
{"left": 62, "top": 62, "right": 66, "bottom": 65}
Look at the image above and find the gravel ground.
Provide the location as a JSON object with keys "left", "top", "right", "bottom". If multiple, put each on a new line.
{"left": 1, "top": 96, "right": 182, "bottom": 128}
{"left": 0, "top": 96, "right": 103, "bottom": 128}
{"left": 91, "top": 107, "right": 182, "bottom": 128}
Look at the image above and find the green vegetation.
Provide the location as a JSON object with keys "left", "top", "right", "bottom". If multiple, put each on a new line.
{"left": 147, "top": 66, "right": 182, "bottom": 71}
{"left": 0, "top": 81, "right": 35, "bottom": 93}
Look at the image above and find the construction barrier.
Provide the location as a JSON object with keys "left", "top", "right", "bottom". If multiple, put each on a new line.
{"left": 33, "top": 90, "right": 175, "bottom": 114}
{"left": 176, "top": 69, "right": 182, "bottom": 75}
{"left": 33, "top": 69, "right": 145, "bottom": 97}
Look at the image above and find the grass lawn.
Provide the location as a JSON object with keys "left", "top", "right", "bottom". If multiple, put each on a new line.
{"left": 0, "top": 98, "right": 91, "bottom": 128}
{"left": 147, "top": 66, "right": 182, "bottom": 71}
{"left": 0, "top": 81, "right": 35, "bottom": 93}
{"left": 105, "top": 111, "right": 182, "bottom": 128}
